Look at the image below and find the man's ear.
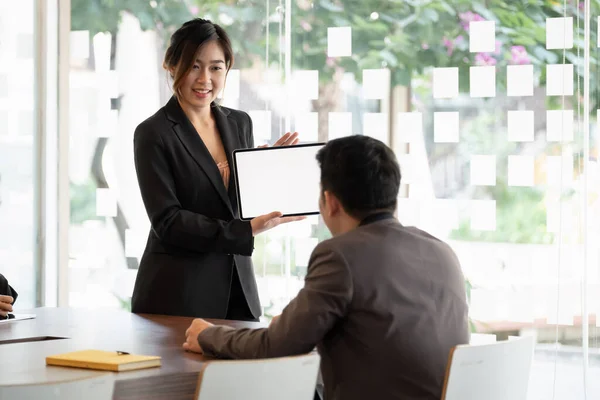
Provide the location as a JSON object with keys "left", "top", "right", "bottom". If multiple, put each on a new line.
{"left": 323, "top": 191, "right": 341, "bottom": 217}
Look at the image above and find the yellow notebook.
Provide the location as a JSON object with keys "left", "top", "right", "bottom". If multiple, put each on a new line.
{"left": 46, "top": 350, "right": 161, "bottom": 372}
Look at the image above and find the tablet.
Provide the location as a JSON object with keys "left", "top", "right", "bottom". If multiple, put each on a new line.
{"left": 233, "top": 143, "right": 325, "bottom": 220}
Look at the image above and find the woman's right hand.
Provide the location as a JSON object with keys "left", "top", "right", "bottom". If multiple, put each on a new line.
{"left": 0, "top": 295, "right": 13, "bottom": 318}
{"left": 250, "top": 211, "right": 305, "bottom": 236}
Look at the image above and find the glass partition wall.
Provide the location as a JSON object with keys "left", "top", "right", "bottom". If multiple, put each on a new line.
{"left": 54, "top": 1, "right": 600, "bottom": 397}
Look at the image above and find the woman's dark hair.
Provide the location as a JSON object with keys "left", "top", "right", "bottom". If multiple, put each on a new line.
{"left": 163, "top": 18, "right": 234, "bottom": 96}
{"left": 316, "top": 135, "right": 401, "bottom": 220}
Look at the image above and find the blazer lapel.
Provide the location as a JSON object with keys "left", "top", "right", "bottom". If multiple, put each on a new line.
{"left": 165, "top": 96, "right": 234, "bottom": 215}
{"left": 212, "top": 105, "right": 241, "bottom": 212}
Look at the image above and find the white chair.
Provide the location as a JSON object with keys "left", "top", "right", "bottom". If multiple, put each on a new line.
{"left": 0, "top": 373, "right": 113, "bottom": 400}
{"left": 441, "top": 336, "right": 535, "bottom": 400}
{"left": 195, "top": 353, "right": 321, "bottom": 400}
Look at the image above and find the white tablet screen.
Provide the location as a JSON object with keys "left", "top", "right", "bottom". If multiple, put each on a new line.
{"left": 233, "top": 143, "right": 324, "bottom": 220}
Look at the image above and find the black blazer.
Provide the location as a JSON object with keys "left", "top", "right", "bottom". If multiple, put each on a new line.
{"left": 130, "top": 96, "right": 261, "bottom": 319}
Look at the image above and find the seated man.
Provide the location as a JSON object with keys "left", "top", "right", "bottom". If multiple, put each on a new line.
{"left": 0, "top": 273, "right": 17, "bottom": 319}
{"left": 184, "top": 135, "right": 469, "bottom": 400}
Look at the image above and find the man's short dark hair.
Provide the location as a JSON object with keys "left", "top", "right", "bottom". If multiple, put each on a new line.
{"left": 316, "top": 135, "right": 401, "bottom": 220}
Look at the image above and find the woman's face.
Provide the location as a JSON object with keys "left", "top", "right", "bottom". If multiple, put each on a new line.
{"left": 177, "top": 40, "right": 227, "bottom": 110}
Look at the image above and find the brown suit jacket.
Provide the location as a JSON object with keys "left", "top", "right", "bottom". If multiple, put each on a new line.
{"left": 198, "top": 217, "right": 470, "bottom": 400}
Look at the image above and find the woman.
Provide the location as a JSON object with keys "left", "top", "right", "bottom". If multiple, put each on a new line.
{"left": 131, "top": 18, "right": 301, "bottom": 320}
{"left": 0, "top": 273, "right": 17, "bottom": 319}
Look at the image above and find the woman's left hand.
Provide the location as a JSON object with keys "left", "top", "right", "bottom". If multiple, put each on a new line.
{"left": 258, "top": 131, "right": 300, "bottom": 148}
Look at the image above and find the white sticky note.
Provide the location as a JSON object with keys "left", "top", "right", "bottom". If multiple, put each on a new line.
{"left": 508, "top": 155, "right": 535, "bottom": 187}
{"left": 70, "top": 30, "right": 90, "bottom": 60}
{"left": 546, "top": 64, "right": 573, "bottom": 96}
{"left": 507, "top": 65, "right": 534, "bottom": 97}
{"left": 97, "top": 70, "right": 119, "bottom": 99}
{"left": 507, "top": 110, "right": 534, "bottom": 142}
{"left": 125, "top": 229, "right": 146, "bottom": 258}
{"left": 328, "top": 112, "right": 352, "bottom": 140}
{"left": 433, "top": 67, "right": 459, "bottom": 99}
{"left": 294, "top": 112, "right": 318, "bottom": 142}
{"left": 546, "top": 154, "right": 574, "bottom": 187}
{"left": 470, "top": 200, "right": 496, "bottom": 231}
{"left": 396, "top": 112, "right": 422, "bottom": 143}
{"left": 248, "top": 110, "right": 272, "bottom": 144}
{"left": 93, "top": 32, "right": 112, "bottom": 73}
{"left": 397, "top": 154, "right": 416, "bottom": 184}
{"left": 470, "top": 66, "right": 496, "bottom": 98}
{"left": 363, "top": 113, "right": 389, "bottom": 144}
{"left": 327, "top": 27, "right": 352, "bottom": 57}
{"left": 470, "top": 155, "right": 496, "bottom": 186}
{"left": 96, "top": 188, "right": 117, "bottom": 217}
{"left": 363, "top": 69, "right": 390, "bottom": 99}
{"left": 223, "top": 69, "right": 240, "bottom": 99}
{"left": 469, "top": 21, "right": 496, "bottom": 53}
{"left": 293, "top": 70, "right": 319, "bottom": 100}
{"left": 295, "top": 238, "right": 318, "bottom": 267}
{"left": 432, "top": 199, "right": 459, "bottom": 230}
{"left": 546, "top": 17, "right": 573, "bottom": 50}
{"left": 96, "top": 109, "right": 118, "bottom": 138}
{"left": 546, "top": 110, "right": 574, "bottom": 142}
{"left": 434, "top": 112, "right": 459, "bottom": 143}
{"left": 396, "top": 199, "right": 421, "bottom": 226}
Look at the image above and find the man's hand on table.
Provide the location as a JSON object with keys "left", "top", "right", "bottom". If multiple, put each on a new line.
{"left": 183, "top": 318, "right": 214, "bottom": 354}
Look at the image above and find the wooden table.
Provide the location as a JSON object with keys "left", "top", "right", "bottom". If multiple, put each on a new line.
{"left": 0, "top": 307, "right": 265, "bottom": 399}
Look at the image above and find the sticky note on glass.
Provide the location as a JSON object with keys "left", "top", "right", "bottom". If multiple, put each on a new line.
{"left": 546, "top": 154, "right": 574, "bottom": 187}
{"left": 327, "top": 27, "right": 352, "bottom": 57}
{"left": 294, "top": 112, "right": 318, "bottom": 142}
{"left": 507, "top": 110, "right": 534, "bottom": 142}
{"left": 293, "top": 70, "right": 319, "bottom": 100}
{"left": 469, "top": 21, "right": 495, "bottom": 53}
{"left": 92, "top": 32, "right": 112, "bottom": 73}
{"left": 397, "top": 154, "right": 416, "bottom": 184}
{"left": 363, "top": 113, "right": 388, "bottom": 144}
{"left": 125, "top": 229, "right": 146, "bottom": 258}
{"left": 434, "top": 112, "right": 459, "bottom": 143}
{"left": 70, "top": 30, "right": 90, "bottom": 61}
{"left": 546, "top": 110, "right": 574, "bottom": 142}
{"left": 328, "top": 112, "right": 352, "bottom": 139}
{"left": 396, "top": 112, "right": 422, "bottom": 143}
{"left": 546, "top": 64, "right": 573, "bottom": 96}
{"left": 248, "top": 110, "right": 272, "bottom": 144}
{"left": 432, "top": 199, "right": 459, "bottom": 230}
{"left": 223, "top": 69, "right": 240, "bottom": 99}
{"left": 295, "top": 238, "right": 318, "bottom": 267}
{"left": 96, "top": 110, "right": 118, "bottom": 138}
{"left": 470, "top": 155, "right": 496, "bottom": 186}
{"left": 470, "top": 200, "right": 496, "bottom": 231}
{"left": 470, "top": 66, "right": 496, "bottom": 98}
{"left": 507, "top": 65, "right": 534, "bottom": 97}
{"left": 433, "top": 67, "right": 459, "bottom": 99}
{"left": 546, "top": 17, "right": 573, "bottom": 50}
{"left": 508, "top": 155, "right": 534, "bottom": 187}
{"left": 96, "top": 188, "right": 117, "bottom": 217}
{"left": 363, "top": 69, "right": 390, "bottom": 99}
{"left": 396, "top": 199, "right": 421, "bottom": 226}
{"left": 98, "top": 70, "right": 119, "bottom": 99}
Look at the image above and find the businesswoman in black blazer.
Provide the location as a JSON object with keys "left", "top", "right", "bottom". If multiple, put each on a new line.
{"left": 131, "top": 18, "right": 301, "bottom": 320}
